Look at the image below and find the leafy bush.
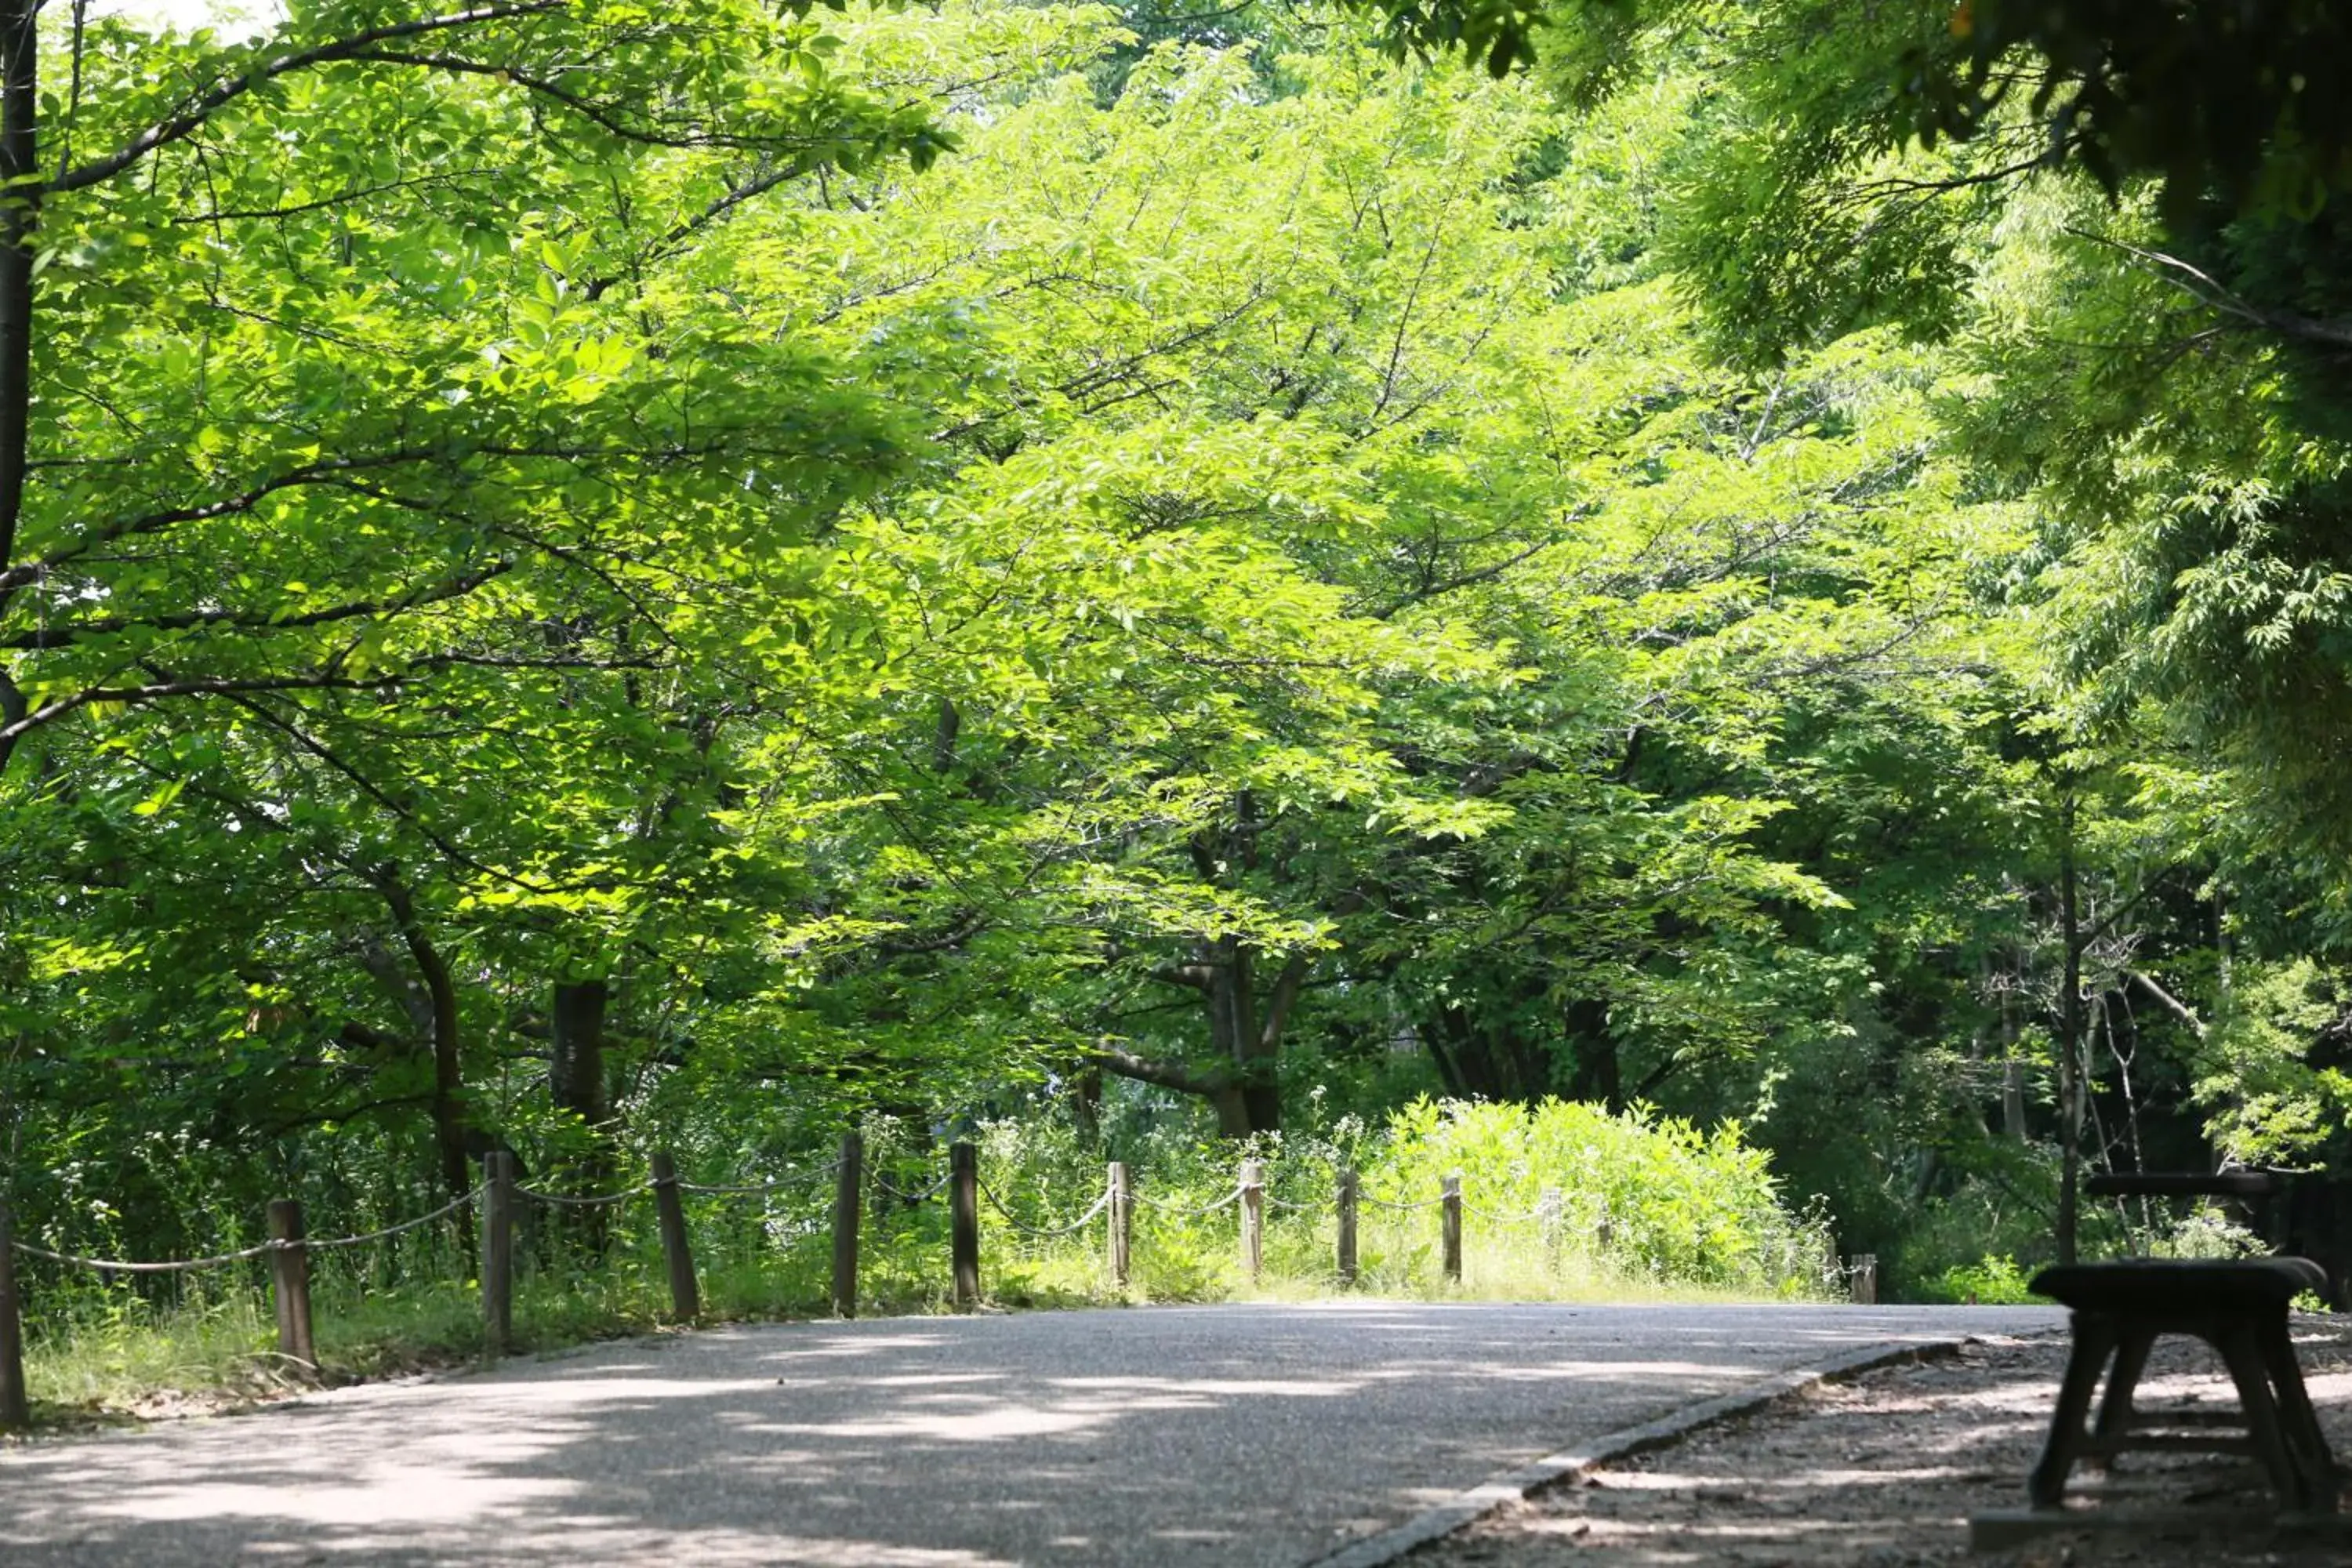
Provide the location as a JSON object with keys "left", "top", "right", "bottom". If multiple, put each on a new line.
{"left": 1922, "top": 1254, "right": 2042, "bottom": 1305}
{"left": 967, "top": 1095, "right": 1835, "bottom": 1301}
{"left": 1366, "top": 1098, "right": 1836, "bottom": 1296}
{"left": 14, "top": 1094, "right": 1835, "bottom": 1421}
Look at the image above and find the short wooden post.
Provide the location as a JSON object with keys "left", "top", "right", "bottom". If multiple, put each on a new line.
{"left": 1107, "top": 1162, "right": 1131, "bottom": 1289}
{"left": 1441, "top": 1171, "right": 1463, "bottom": 1283}
{"left": 0, "top": 1202, "right": 28, "bottom": 1432}
{"left": 267, "top": 1199, "right": 316, "bottom": 1372}
{"left": 830, "top": 1131, "right": 863, "bottom": 1319}
{"left": 950, "top": 1142, "right": 981, "bottom": 1305}
{"left": 1849, "top": 1254, "right": 1878, "bottom": 1305}
{"left": 650, "top": 1151, "right": 699, "bottom": 1321}
{"left": 481, "top": 1150, "right": 516, "bottom": 1356}
{"left": 1537, "top": 1185, "right": 1564, "bottom": 1274}
{"left": 1335, "top": 1167, "right": 1359, "bottom": 1288}
{"left": 1239, "top": 1159, "right": 1265, "bottom": 1283}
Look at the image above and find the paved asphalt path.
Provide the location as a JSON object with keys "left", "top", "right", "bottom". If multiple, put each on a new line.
{"left": 0, "top": 1301, "right": 2057, "bottom": 1566}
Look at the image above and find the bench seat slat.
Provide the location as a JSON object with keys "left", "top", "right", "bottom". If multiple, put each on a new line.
{"left": 2031, "top": 1258, "right": 2326, "bottom": 1312}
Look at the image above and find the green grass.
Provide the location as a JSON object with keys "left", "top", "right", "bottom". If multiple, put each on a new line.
{"left": 9, "top": 1100, "right": 1842, "bottom": 1429}
{"left": 9, "top": 1203, "right": 1821, "bottom": 1430}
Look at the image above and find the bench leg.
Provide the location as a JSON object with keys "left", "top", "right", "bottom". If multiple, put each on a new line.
{"left": 2257, "top": 1313, "right": 2339, "bottom": 1510}
{"left": 2088, "top": 1325, "right": 2156, "bottom": 1466}
{"left": 2216, "top": 1322, "right": 2312, "bottom": 1510}
{"left": 2031, "top": 1312, "right": 2117, "bottom": 1508}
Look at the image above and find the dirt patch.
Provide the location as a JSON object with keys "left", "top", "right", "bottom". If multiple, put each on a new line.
{"left": 1411, "top": 1323, "right": 2352, "bottom": 1567}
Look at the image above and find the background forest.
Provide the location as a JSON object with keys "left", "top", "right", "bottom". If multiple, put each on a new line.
{"left": 6, "top": 0, "right": 2352, "bottom": 1385}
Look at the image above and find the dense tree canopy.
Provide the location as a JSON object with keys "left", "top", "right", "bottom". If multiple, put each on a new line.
{"left": 6, "top": 0, "right": 2352, "bottom": 1305}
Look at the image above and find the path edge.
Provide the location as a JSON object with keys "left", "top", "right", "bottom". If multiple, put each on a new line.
{"left": 1302, "top": 1334, "right": 1977, "bottom": 1568}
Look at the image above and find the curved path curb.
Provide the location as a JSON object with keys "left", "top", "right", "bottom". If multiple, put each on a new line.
{"left": 1305, "top": 1336, "right": 1981, "bottom": 1567}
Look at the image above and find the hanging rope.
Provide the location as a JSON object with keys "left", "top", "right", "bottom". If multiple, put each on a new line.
{"left": 1356, "top": 1191, "right": 1449, "bottom": 1211}
{"left": 1125, "top": 1184, "right": 1247, "bottom": 1216}
{"left": 1261, "top": 1192, "right": 1327, "bottom": 1212}
{"left": 13, "top": 1186, "right": 485, "bottom": 1270}
{"left": 303, "top": 1187, "right": 485, "bottom": 1248}
{"left": 976, "top": 1178, "right": 1115, "bottom": 1238}
{"left": 10, "top": 1238, "right": 280, "bottom": 1273}
{"left": 515, "top": 1181, "right": 649, "bottom": 1209}
{"left": 675, "top": 1159, "right": 842, "bottom": 1197}
{"left": 872, "top": 1171, "right": 952, "bottom": 1203}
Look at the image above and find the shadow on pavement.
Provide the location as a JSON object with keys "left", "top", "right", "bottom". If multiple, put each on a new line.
{"left": 0, "top": 1302, "right": 2058, "bottom": 1567}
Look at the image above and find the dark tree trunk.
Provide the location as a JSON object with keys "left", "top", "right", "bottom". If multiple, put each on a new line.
{"left": 2000, "top": 958, "right": 2028, "bottom": 1138}
{"left": 1068, "top": 1066, "right": 1102, "bottom": 1144}
{"left": 1200, "top": 937, "right": 1300, "bottom": 1135}
{"left": 0, "top": 0, "right": 38, "bottom": 779}
{"left": 549, "top": 976, "right": 612, "bottom": 1255}
{"left": 549, "top": 978, "right": 609, "bottom": 1129}
{"left": 1203, "top": 936, "right": 1252, "bottom": 1135}
{"left": 376, "top": 870, "right": 471, "bottom": 1203}
{"left": 1563, "top": 999, "right": 1621, "bottom": 1111}
{"left": 1424, "top": 1023, "right": 1469, "bottom": 1098}
{"left": 2056, "top": 793, "right": 2083, "bottom": 1267}
{"left": 1098, "top": 801, "right": 1317, "bottom": 1134}
{"left": 1425, "top": 1005, "right": 1536, "bottom": 1102}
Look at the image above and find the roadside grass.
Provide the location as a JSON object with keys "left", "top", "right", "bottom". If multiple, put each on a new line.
{"left": 11, "top": 1204, "right": 1817, "bottom": 1431}
{"left": 8, "top": 1098, "right": 1841, "bottom": 1429}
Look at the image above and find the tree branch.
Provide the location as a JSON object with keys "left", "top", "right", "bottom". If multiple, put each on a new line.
{"left": 0, "top": 560, "right": 514, "bottom": 651}
{"left": 1087, "top": 1043, "right": 1227, "bottom": 1098}
{"left": 0, "top": 668, "right": 401, "bottom": 745}
{"left": 2124, "top": 968, "right": 2207, "bottom": 1040}
{"left": 49, "top": 3, "right": 572, "bottom": 196}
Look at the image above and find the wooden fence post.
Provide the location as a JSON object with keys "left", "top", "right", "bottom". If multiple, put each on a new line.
{"left": 650, "top": 1151, "right": 699, "bottom": 1322}
{"left": 1107, "top": 1162, "right": 1131, "bottom": 1290}
{"left": 0, "top": 1202, "right": 27, "bottom": 1432}
{"left": 1538, "top": 1185, "right": 1563, "bottom": 1275}
{"left": 1239, "top": 1159, "right": 1265, "bottom": 1283}
{"left": 481, "top": 1150, "right": 516, "bottom": 1356}
{"left": 830, "top": 1131, "right": 863, "bottom": 1319}
{"left": 1335, "top": 1167, "right": 1359, "bottom": 1288}
{"left": 950, "top": 1142, "right": 981, "bottom": 1306}
{"left": 1849, "top": 1254, "right": 1878, "bottom": 1306}
{"left": 1441, "top": 1171, "right": 1463, "bottom": 1284}
{"left": 267, "top": 1199, "right": 316, "bottom": 1373}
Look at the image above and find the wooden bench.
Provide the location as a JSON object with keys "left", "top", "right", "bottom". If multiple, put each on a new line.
{"left": 2026, "top": 1171, "right": 2339, "bottom": 1512}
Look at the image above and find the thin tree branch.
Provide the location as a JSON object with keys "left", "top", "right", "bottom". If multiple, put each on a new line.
{"left": 49, "top": 3, "right": 571, "bottom": 195}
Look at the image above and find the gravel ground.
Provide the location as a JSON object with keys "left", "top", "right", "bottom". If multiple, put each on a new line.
{"left": 1411, "top": 1322, "right": 2352, "bottom": 1568}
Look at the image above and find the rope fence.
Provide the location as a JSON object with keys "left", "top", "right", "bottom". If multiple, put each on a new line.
{"left": 0, "top": 1138, "right": 1865, "bottom": 1433}
{"left": 514, "top": 1183, "right": 648, "bottom": 1209}
{"left": 873, "top": 1171, "right": 953, "bottom": 1203}
{"left": 976, "top": 1178, "right": 1115, "bottom": 1239}
{"left": 1125, "top": 1184, "right": 1247, "bottom": 1215}
{"left": 7, "top": 1186, "right": 488, "bottom": 1273}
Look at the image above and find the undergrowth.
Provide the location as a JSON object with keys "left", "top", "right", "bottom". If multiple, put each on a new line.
{"left": 10, "top": 1096, "right": 1838, "bottom": 1428}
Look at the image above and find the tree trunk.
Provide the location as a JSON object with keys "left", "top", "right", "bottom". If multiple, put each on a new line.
{"left": 0, "top": 0, "right": 38, "bottom": 781}
{"left": 1564, "top": 999, "right": 1621, "bottom": 1111}
{"left": 1202, "top": 937, "right": 1252, "bottom": 1134}
{"left": 549, "top": 978, "right": 609, "bottom": 1129}
{"left": 2056, "top": 793, "right": 2082, "bottom": 1267}
{"left": 548, "top": 976, "right": 612, "bottom": 1255}
{"left": 2000, "top": 964, "right": 2028, "bottom": 1138}
{"left": 1196, "top": 935, "right": 1289, "bottom": 1135}
{"left": 1424, "top": 1004, "right": 1550, "bottom": 1103}
{"left": 376, "top": 871, "right": 471, "bottom": 1203}
{"left": 1068, "top": 1066, "right": 1102, "bottom": 1144}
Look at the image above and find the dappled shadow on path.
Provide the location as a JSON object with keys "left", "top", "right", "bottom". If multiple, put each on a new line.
{"left": 0, "top": 1303, "right": 2055, "bottom": 1567}
{"left": 1434, "top": 1331, "right": 2352, "bottom": 1568}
